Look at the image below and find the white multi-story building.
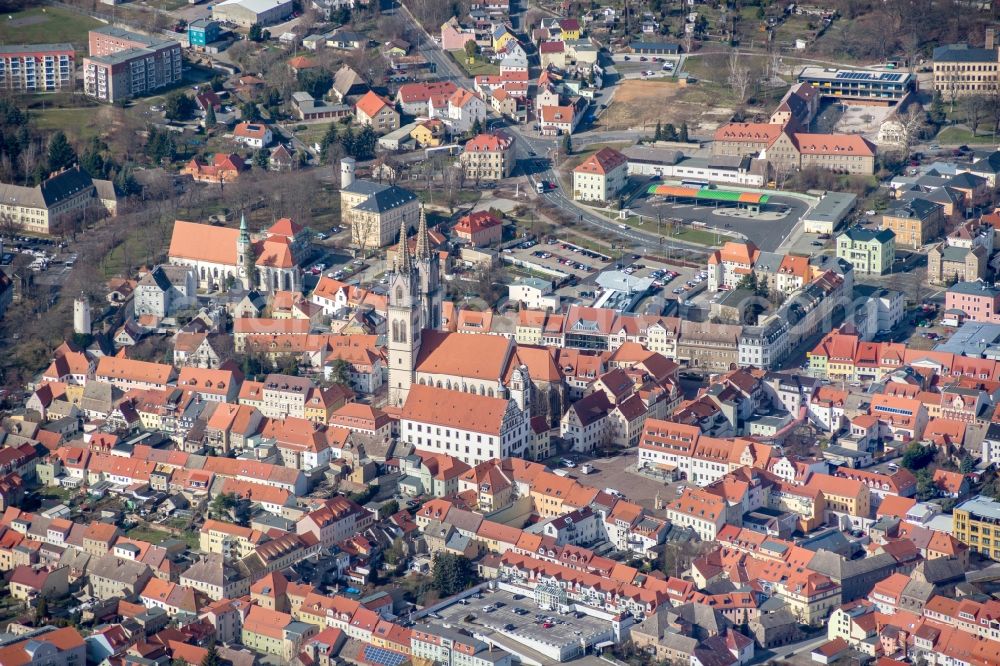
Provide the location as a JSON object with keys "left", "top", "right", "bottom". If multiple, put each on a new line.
{"left": 738, "top": 315, "right": 789, "bottom": 370}
{"left": 572, "top": 147, "right": 628, "bottom": 203}
{"left": 638, "top": 419, "right": 774, "bottom": 487}
{"left": 400, "top": 384, "right": 531, "bottom": 466}
{"left": 666, "top": 488, "right": 727, "bottom": 541}
{"left": 0, "top": 44, "right": 74, "bottom": 92}
{"left": 134, "top": 265, "right": 197, "bottom": 318}
{"left": 260, "top": 374, "right": 311, "bottom": 419}
{"left": 411, "top": 624, "right": 513, "bottom": 666}
{"left": 432, "top": 88, "right": 487, "bottom": 134}
{"left": 983, "top": 423, "right": 1000, "bottom": 467}
{"left": 707, "top": 241, "right": 760, "bottom": 292}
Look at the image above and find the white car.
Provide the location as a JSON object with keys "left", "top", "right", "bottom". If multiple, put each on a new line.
{"left": 561, "top": 458, "right": 576, "bottom": 468}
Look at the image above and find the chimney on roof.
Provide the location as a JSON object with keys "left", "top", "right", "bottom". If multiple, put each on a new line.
{"left": 988, "top": 28, "right": 996, "bottom": 51}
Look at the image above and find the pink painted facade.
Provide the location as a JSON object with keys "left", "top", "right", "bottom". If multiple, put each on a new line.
{"left": 945, "top": 282, "right": 1000, "bottom": 323}
{"left": 441, "top": 19, "right": 476, "bottom": 51}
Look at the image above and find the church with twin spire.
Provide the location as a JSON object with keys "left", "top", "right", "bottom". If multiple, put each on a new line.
{"left": 388, "top": 205, "right": 442, "bottom": 408}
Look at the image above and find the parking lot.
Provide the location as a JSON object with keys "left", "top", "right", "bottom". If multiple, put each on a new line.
{"left": 609, "top": 53, "right": 679, "bottom": 80}
{"left": 434, "top": 588, "right": 614, "bottom": 661}
{"left": 1, "top": 234, "right": 79, "bottom": 289}
{"left": 553, "top": 453, "right": 679, "bottom": 511}
{"left": 614, "top": 258, "right": 704, "bottom": 310}
{"left": 505, "top": 237, "right": 611, "bottom": 281}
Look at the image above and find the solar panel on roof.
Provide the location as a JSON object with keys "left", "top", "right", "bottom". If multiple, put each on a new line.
{"left": 363, "top": 646, "right": 407, "bottom": 666}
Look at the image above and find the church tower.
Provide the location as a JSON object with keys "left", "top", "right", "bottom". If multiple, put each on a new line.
{"left": 387, "top": 224, "right": 422, "bottom": 408}
{"left": 236, "top": 212, "right": 255, "bottom": 290}
{"left": 413, "top": 205, "right": 442, "bottom": 330}
{"left": 388, "top": 206, "right": 444, "bottom": 407}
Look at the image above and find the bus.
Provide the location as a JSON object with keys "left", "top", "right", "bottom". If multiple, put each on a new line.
{"left": 681, "top": 179, "right": 710, "bottom": 188}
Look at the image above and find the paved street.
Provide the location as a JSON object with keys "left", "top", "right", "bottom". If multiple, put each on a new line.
{"left": 392, "top": 0, "right": 712, "bottom": 257}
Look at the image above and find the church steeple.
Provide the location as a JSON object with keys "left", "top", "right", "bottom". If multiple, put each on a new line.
{"left": 237, "top": 211, "right": 255, "bottom": 289}
{"left": 395, "top": 222, "right": 412, "bottom": 274}
{"left": 415, "top": 205, "right": 430, "bottom": 261}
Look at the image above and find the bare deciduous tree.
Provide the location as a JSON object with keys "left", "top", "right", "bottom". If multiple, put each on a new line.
{"left": 727, "top": 49, "right": 752, "bottom": 106}
{"left": 962, "top": 95, "right": 991, "bottom": 137}
{"left": 898, "top": 104, "right": 927, "bottom": 154}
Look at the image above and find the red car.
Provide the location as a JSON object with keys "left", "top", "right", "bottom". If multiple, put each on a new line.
{"left": 542, "top": 622, "right": 554, "bottom": 628}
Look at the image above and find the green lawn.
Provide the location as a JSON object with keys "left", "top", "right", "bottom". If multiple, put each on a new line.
{"left": 32, "top": 107, "right": 104, "bottom": 143}
{"left": 666, "top": 226, "right": 729, "bottom": 246}
{"left": 417, "top": 189, "right": 481, "bottom": 207}
{"left": 0, "top": 7, "right": 103, "bottom": 49}
{"left": 612, "top": 210, "right": 731, "bottom": 246}
{"left": 294, "top": 124, "right": 333, "bottom": 151}
{"left": 936, "top": 126, "right": 999, "bottom": 146}
{"left": 127, "top": 526, "right": 172, "bottom": 545}
{"left": 448, "top": 50, "right": 499, "bottom": 77}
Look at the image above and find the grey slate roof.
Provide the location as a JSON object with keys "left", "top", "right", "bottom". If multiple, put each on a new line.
{"left": 933, "top": 44, "right": 999, "bottom": 62}
{"left": 841, "top": 227, "right": 895, "bottom": 243}
{"left": 353, "top": 185, "right": 417, "bottom": 213}
{"left": 341, "top": 179, "right": 390, "bottom": 197}
{"left": 884, "top": 198, "right": 941, "bottom": 220}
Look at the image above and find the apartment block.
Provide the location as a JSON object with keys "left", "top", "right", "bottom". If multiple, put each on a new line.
{"left": 84, "top": 27, "right": 182, "bottom": 103}
{"left": 954, "top": 496, "right": 1000, "bottom": 560}
{"left": 0, "top": 44, "right": 74, "bottom": 92}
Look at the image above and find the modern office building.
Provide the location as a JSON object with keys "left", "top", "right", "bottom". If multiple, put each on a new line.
{"left": 797, "top": 67, "right": 916, "bottom": 104}
{"left": 0, "top": 44, "right": 74, "bottom": 92}
{"left": 84, "top": 27, "right": 182, "bottom": 103}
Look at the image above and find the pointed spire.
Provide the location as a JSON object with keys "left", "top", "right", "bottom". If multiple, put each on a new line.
{"left": 415, "top": 205, "right": 430, "bottom": 261}
{"left": 396, "top": 223, "right": 412, "bottom": 273}
{"left": 239, "top": 212, "right": 247, "bottom": 231}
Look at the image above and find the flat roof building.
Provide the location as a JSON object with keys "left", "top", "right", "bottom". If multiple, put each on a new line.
{"left": 802, "top": 192, "right": 857, "bottom": 234}
{"left": 797, "top": 66, "right": 915, "bottom": 103}
{"left": 212, "top": 0, "right": 294, "bottom": 27}
{"left": 84, "top": 28, "right": 182, "bottom": 103}
{"left": 0, "top": 44, "right": 75, "bottom": 93}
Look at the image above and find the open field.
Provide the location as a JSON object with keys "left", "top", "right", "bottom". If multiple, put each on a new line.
{"left": 600, "top": 79, "right": 737, "bottom": 133}
{"left": 937, "top": 126, "right": 1000, "bottom": 146}
{"left": 31, "top": 107, "right": 109, "bottom": 144}
{"left": 0, "top": 7, "right": 104, "bottom": 49}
